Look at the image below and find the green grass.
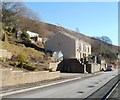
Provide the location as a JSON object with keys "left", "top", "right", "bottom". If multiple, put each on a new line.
{"left": 0, "top": 41, "right": 45, "bottom": 60}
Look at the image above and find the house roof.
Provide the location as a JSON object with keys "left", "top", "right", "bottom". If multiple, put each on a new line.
{"left": 46, "top": 31, "right": 91, "bottom": 45}
{"left": 45, "top": 31, "right": 76, "bottom": 42}
{"left": 59, "top": 31, "right": 77, "bottom": 40}
{"left": 59, "top": 31, "right": 91, "bottom": 45}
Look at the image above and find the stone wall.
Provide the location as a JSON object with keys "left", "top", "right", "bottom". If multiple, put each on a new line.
{"left": 91, "top": 64, "right": 101, "bottom": 73}
{"left": 1, "top": 68, "right": 60, "bottom": 87}
{"left": 0, "top": 49, "right": 12, "bottom": 59}
{"left": 49, "top": 61, "right": 60, "bottom": 71}
{"left": 86, "top": 63, "right": 101, "bottom": 73}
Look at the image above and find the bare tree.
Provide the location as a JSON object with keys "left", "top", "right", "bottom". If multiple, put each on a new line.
{"left": 19, "top": 7, "right": 40, "bottom": 21}
{"left": 2, "top": 2, "right": 25, "bottom": 26}
{"left": 2, "top": 2, "right": 40, "bottom": 26}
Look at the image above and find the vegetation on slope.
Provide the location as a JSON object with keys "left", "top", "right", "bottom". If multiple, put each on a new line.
{"left": 1, "top": 41, "right": 45, "bottom": 60}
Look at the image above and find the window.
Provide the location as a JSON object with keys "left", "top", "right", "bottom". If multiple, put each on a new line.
{"left": 79, "top": 44, "right": 81, "bottom": 51}
{"left": 88, "top": 47, "right": 89, "bottom": 53}
{"left": 83, "top": 45, "right": 86, "bottom": 52}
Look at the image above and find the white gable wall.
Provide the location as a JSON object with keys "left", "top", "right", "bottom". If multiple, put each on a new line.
{"left": 45, "top": 32, "right": 76, "bottom": 59}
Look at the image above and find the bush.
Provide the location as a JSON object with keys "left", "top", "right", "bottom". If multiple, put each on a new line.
{"left": 0, "top": 28, "right": 5, "bottom": 34}
{"left": 23, "top": 63, "right": 37, "bottom": 71}
{"left": 16, "top": 62, "right": 37, "bottom": 71}
{"left": 4, "top": 26, "right": 13, "bottom": 33}
{"left": 18, "top": 54, "right": 27, "bottom": 63}
{"left": 14, "top": 61, "right": 20, "bottom": 67}
{"left": 14, "top": 54, "right": 37, "bottom": 71}
{"left": 12, "top": 27, "right": 17, "bottom": 33}
{"left": 2, "top": 33, "right": 8, "bottom": 42}
{"left": 0, "top": 57, "right": 6, "bottom": 63}
{"left": 21, "top": 32, "right": 30, "bottom": 41}
{"left": 43, "top": 67, "right": 52, "bottom": 72}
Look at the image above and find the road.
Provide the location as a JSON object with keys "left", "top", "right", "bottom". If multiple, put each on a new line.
{"left": 3, "top": 69, "right": 118, "bottom": 99}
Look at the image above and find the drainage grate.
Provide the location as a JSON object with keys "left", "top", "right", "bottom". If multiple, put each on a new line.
{"left": 88, "top": 85, "right": 94, "bottom": 88}
{"left": 77, "top": 91, "right": 84, "bottom": 93}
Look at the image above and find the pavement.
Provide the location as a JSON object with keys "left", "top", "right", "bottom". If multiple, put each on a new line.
{"left": 2, "top": 69, "right": 119, "bottom": 98}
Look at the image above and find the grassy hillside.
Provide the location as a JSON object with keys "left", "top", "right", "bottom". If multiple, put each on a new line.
{"left": 15, "top": 16, "right": 119, "bottom": 56}
{"left": 1, "top": 41, "right": 45, "bottom": 60}
{"left": 1, "top": 41, "right": 52, "bottom": 71}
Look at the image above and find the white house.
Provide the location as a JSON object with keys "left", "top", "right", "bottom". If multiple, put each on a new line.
{"left": 27, "top": 31, "right": 42, "bottom": 42}
{"left": 45, "top": 31, "right": 91, "bottom": 60}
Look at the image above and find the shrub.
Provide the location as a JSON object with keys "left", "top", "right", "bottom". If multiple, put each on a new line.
{"left": 20, "top": 32, "right": 30, "bottom": 41}
{"left": 0, "top": 57, "right": 6, "bottom": 63}
{"left": 43, "top": 67, "right": 52, "bottom": 72}
{"left": 14, "top": 55, "right": 37, "bottom": 71}
{"left": 4, "top": 26, "right": 13, "bottom": 33}
{"left": 18, "top": 54, "right": 27, "bottom": 63}
{"left": 2, "top": 33, "right": 8, "bottom": 42}
{"left": 12, "top": 27, "right": 17, "bottom": 33}
{"left": 16, "top": 62, "right": 37, "bottom": 71}
{"left": 0, "top": 28, "right": 5, "bottom": 34}
{"left": 23, "top": 64, "right": 37, "bottom": 71}
{"left": 16, "top": 62, "right": 24, "bottom": 68}
{"left": 12, "top": 61, "right": 20, "bottom": 67}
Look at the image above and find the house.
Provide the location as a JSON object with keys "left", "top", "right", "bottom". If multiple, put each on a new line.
{"left": 27, "top": 31, "right": 42, "bottom": 42}
{"left": 45, "top": 31, "right": 91, "bottom": 60}
{"left": 46, "top": 31, "right": 106, "bottom": 73}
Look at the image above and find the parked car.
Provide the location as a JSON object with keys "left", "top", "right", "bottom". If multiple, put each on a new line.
{"left": 106, "top": 65, "right": 114, "bottom": 71}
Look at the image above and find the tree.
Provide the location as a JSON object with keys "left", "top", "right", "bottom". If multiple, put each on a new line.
{"left": 2, "top": 2, "right": 40, "bottom": 26}
{"left": 101, "top": 36, "right": 112, "bottom": 44}
{"left": 2, "top": 2, "right": 25, "bottom": 26}
{"left": 19, "top": 7, "right": 40, "bottom": 21}
{"left": 93, "top": 36, "right": 112, "bottom": 44}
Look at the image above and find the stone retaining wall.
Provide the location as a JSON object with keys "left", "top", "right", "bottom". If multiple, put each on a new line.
{"left": 0, "top": 49, "right": 12, "bottom": 59}
{"left": 91, "top": 64, "right": 101, "bottom": 73}
{"left": 86, "top": 63, "right": 106, "bottom": 73}
{"left": 49, "top": 62, "right": 60, "bottom": 71}
{"left": 1, "top": 68, "right": 60, "bottom": 87}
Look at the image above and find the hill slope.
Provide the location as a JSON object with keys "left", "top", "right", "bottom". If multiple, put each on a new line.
{"left": 15, "top": 16, "right": 119, "bottom": 57}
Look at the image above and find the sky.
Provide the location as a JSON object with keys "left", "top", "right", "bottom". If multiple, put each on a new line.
{"left": 24, "top": 2, "right": 118, "bottom": 46}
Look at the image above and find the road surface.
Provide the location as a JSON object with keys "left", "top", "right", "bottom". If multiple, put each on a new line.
{"left": 3, "top": 69, "right": 118, "bottom": 99}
